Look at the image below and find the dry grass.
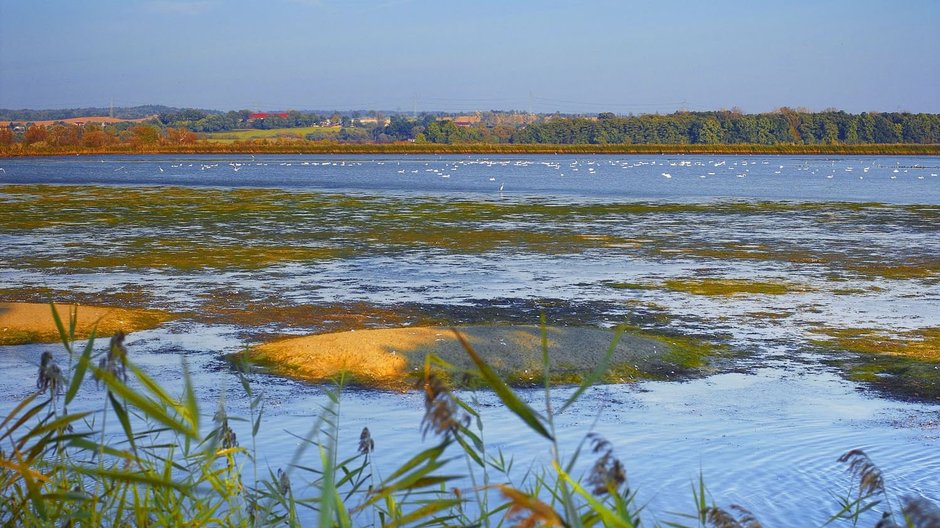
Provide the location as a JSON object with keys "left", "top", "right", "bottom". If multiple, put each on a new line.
{"left": 0, "top": 302, "right": 170, "bottom": 345}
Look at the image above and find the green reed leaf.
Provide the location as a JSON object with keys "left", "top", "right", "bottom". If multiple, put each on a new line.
{"left": 65, "top": 328, "right": 96, "bottom": 406}
{"left": 452, "top": 328, "right": 553, "bottom": 441}
{"left": 559, "top": 325, "right": 625, "bottom": 414}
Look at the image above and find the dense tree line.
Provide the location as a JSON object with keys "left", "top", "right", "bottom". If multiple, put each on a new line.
{"left": 5, "top": 108, "right": 940, "bottom": 147}
{"left": 507, "top": 110, "right": 940, "bottom": 145}
{"left": 361, "top": 110, "right": 940, "bottom": 145}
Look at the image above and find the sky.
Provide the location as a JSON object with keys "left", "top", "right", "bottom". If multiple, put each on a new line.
{"left": 1, "top": 0, "right": 938, "bottom": 114}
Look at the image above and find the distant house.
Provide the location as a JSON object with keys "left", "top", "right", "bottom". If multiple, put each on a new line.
{"left": 450, "top": 114, "right": 482, "bottom": 127}
{"left": 355, "top": 117, "right": 391, "bottom": 127}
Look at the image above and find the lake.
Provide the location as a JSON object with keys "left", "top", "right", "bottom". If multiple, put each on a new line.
{"left": 1, "top": 154, "right": 938, "bottom": 526}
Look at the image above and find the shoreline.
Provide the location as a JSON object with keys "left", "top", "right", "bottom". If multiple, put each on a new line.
{"left": 3, "top": 142, "right": 940, "bottom": 158}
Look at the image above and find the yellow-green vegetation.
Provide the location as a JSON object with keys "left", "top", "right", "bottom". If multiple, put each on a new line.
{"left": 0, "top": 302, "right": 170, "bottom": 345}
{"left": 663, "top": 278, "right": 807, "bottom": 296}
{"left": 845, "top": 262, "right": 939, "bottom": 281}
{"left": 202, "top": 126, "right": 341, "bottom": 142}
{"left": 5, "top": 185, "right": 935, "bottom": 279}
{"left": 811, "top": 327, "right": 940, "bottom": 362}
{"left": 246, "top": 324, "right": 728, "bottom": 390}
{"left": 811, "top": 326, "right": 940, "bottom": 399}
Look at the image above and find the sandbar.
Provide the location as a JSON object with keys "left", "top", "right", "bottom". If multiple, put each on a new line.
{"left": 0, "top": 302, "right": 169, "bottom": 345}
{"left": 249, "top": 325, "right": 722, "bottom": 390}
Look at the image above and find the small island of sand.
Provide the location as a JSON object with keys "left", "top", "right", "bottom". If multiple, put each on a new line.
{"left": 0, "top": 302, "right": 170, "bottom": 346}
{"left": 248, "top": 325, "right": 726, "bottom": 390}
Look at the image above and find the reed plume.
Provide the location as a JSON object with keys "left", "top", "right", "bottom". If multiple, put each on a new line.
{"left": 95, "top": 331, "right": 129, "bottom": 388}
{"left": 419, "top": 371, "right": 467, "bottom": 439}
{"left": 36, "top": 350, "right": 64, "bottom": 397}
{"left": 838, "top": 449, "right": 885, "bottom": 497}
{"left": 585, "top": 433, "right": 627, "bottom": 496}
{"left": 358, "top": 426, "right": 374, "bottom": 455}
{"left": 277, "top": 468, "right": 291, "bottom": 495}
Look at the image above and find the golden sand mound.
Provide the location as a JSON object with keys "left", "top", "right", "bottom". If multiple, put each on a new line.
{"left": 0, "top": 302, "right": 170, "bottom": 345}
{"left": 250, "top": 325, "right": 720, "bottom": 389}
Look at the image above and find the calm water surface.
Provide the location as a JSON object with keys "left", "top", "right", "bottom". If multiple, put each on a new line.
{"left": 1, "top": 154, "right": 938, "bottom": 526}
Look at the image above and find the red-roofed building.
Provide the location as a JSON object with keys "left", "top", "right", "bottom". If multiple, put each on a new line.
{"left": 249, "top": 112, "right": 289, "bottom": 120}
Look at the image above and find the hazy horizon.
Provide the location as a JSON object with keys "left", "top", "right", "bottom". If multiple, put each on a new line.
{"left": 1, "top": 1, "right": 939, "bottom": 114}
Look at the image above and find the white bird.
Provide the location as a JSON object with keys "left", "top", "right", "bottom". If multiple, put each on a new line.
{"left": 159, "top": 167, "right": 164, "bottom": 173}
{"left": 499, "top": 183, "right": 504, "bottom": 192}
{"left": 661, "top": 172, "right": 671, "bottom": 178}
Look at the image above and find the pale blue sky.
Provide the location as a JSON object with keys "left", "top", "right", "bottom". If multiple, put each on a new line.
{"left": 1, "top": 0, "right": 938, "bottom": 113}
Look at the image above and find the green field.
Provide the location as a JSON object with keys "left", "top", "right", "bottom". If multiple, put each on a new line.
{"left": 202, "top": 125, "right": 341, "bottom": 142}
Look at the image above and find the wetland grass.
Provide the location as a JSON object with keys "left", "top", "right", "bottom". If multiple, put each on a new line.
{"left": 662, "top": 278, "right": 807, "bottom": 296}
{"left": 811, "top": 327, "right": 940, "bottom": 400}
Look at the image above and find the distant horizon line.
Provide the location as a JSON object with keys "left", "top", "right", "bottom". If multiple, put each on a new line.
{"left": 1, "top": 104, "right": 936, "bottom": 117}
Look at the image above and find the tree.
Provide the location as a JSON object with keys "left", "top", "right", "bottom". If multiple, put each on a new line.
{"left": 82, "top": 124, "right": 113, "bottom": 148}
{"left": 165, "top": 127, "right": 198, "bottom": 145}
{"left": 24, "top": 125, "right": 47, "bottom": 145}
{"left": 383, "top": 115, "right": 416, "bottom": 141}
{"left": 127, "top": 125, "right": 160, "bottom": 146}
{"left": 692, "top": 117, "right": 722, "bottom": 144}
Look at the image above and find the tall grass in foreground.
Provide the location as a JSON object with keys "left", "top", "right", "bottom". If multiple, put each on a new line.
{"left": 1, "top": 305, "right": 938, "bottom": 527}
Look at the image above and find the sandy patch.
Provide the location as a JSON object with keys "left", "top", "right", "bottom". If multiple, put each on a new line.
{"left": 0, "top": 302, "right": 169, "bottom": 345}
{"left": 250, "top": 325, "right": 720, "bottom": 389}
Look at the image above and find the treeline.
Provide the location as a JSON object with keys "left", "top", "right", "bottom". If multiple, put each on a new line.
{"left": 507, "top": 110, "right": 940, "bottom": 145}
{"left": 157, "top": 109, "right": 323, "bottom": 132}
{"left": 365, "top": 110, "right": 940, "bottom": 146}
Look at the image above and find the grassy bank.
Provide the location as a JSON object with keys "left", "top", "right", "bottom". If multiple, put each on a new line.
{"left": 2, "top": 305, "right": 937, "bottom": 527}
{"left": 3, "top": 141, "right": 940, "bottom": 157}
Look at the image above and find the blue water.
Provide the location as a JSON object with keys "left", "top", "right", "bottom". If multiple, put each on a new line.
{"left": 1, "top": 154, "right": 938, "bottom": 526}
{"left": 1, "top": 153, "right": 938, "bottom": 203}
